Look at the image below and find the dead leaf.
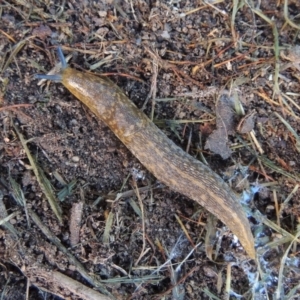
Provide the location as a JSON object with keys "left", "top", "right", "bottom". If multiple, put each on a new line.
{"left": 205, "top": 93, "right": 235, "bottom": 159}
{"left": 237, "top": 110, "right": 256, "bottom": 134}
{"left": 32, "top": 25, "right": 52, "bottom": 39}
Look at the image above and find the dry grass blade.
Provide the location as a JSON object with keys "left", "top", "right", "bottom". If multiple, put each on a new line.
{"left": 230, "top": 0, "right": 240, "bottom": 46}
{"left": 205, "top": 214, "right": 218, "bottom": 260}
{"left": 7, "top": 0, "right": 52, "bottom": 19}
{"left": 284, "top": 0, "right": 300, "bottom": 30}
{"left": 282, "top": 93, "right": 300, "bottom": 112}
{"left": 183, "top": 0, "right": 224, "bottom": 17}
{"left": 0, "top": 212, "right": 18, "bottom": 226}
{"left": 155, "top": 118, "right": 214, "bottom": 125}
{"left": 133, "top": 180, "right": 147, "bottom": 267}
{"left": 13, "top": 123, "right": 63, "bottom": 223}
{"left": 232, "top": 88, "right": 245, "bottom": 116}
{"left": 175, "top": 214, "right": 195, "bottom": 247}
{"left": 251, "top": 8, "right": 280, "bottom": 96}
{"left": 150, "top": 234, "right": 185, "bottom": 276}
{"left": 274, "top": 112, "right": 300, "bottom": 153}
{"left": 0, "top": 28, "right": 16, "bottom": 43}
{"left": 128, "top": 197, "right": 142, "bottom": 218}
{"left": 57, "top": 179, "right": 77, "bottom": 202}
{"left": 273, "top": 189, "right": 280, "bottom": 227}
{"left": 266, "top": 235, "right": 299, "bottom": 250}
{"left": 249, "top": 130, "right": 264, "bottom": 155}
{"left": 284, "top": 282, "right": 300, "bottom": 300}
{"left": 257, "top": 90, "right": 299, "bottom": 119}
{"left": 217, "top": 271, "right": 223, "bottom": 294}
{"left": 89, "top": 55, "right": 115, "bottom": 70}
{"left": 100, "top": 274, "right": 162, "bottom": 284}
{"left": 279, "top": 184, "right": 299, "bottom": 216}
{"left": 237, "top": 135, "right": 300, "bottom": 182}
{"left": 202, "top": 287, "right": 222, "bottom": 299}
{"left": 154, "top": 97, "right": 181, "bottom": 102}
{"left": 175, "top": 241, "right": 202, "bottom": 273}
{"left": 27, "top": 208, "right": 114, "bottom": 298}
{"left": 0, "top": 190, "right": 19, "bottom": 238}
{"left": 38, "top": 165, "right": 63, "bottom": 221}
{"left": 9, "top": 175, "right": 30, "bottom": 227}
{"left": 170, "top": 265, "right": 185, "bottom": 300}
{"left": 170, "top": 243, "right": 202, "bottom": 300}
{"left": 102, "top": 211, "right": 114, "bottom": 244}
{"left": 0, "top": 39, "right": 27, "bottom": 74}
{"left": 145, "top": 236, "right": 200, "bottom": 299}
{"left": 203, "top": 0, "right": 226, "bottom": 16}
{"left": 259, "top": 156, "right": 300, "bottom": 182}
{"left": 225, "top": 263, "right": 233, "bottom": 300}
{"left": 275, "top": 226, "right": 300, "bottom": 299}
{"left": 101, "top": 183, "right": 160, "bottom": 203}
{"left": 0, "top": 104, "right": 32, "bottom": 112}
{"left": 254, "top": 210, "right": 300, "bottom": 246}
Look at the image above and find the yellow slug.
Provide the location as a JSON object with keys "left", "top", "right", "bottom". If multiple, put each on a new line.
{"left": 36, "top": 48, "right": 255, "bottom": 259}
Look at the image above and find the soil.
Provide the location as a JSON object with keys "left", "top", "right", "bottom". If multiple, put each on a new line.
{"left": 0, "top": 0, "right": 300, "bottom": 299}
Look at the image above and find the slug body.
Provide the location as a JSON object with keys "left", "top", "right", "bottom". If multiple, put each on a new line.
{"left": 37, "top": 57, "right": 255, "bottom": 259}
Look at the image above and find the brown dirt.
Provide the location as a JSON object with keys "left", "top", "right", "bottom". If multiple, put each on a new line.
{"left": 0, "top": 0, "right": 300, "bottom": 299}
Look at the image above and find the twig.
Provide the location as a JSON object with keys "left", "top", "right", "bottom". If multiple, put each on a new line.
{"left": 133, "top": 180, "right": 147, "bottom": 266}
{"left": 12, "top": 123, "right": 63, "bottom": 223}
{"left": 273, "top": 189, "right": 280, "bottom": 227}
{"left": 28, "top": 208, "right": 114, "bottom": 298}
{"left": 69, "top": 201, "right": 84, "bottom": 247}
{"left": 175, "top": 214, "right": 195, "bottom": 247}
{"left": 27, "top": 267, "right": 112, "bottom": 300}
{"left": 252, "top": 8, "right": 280, "bottom": 96}
{"left": 0, "top": 104, "right": 32, "bottom": 112}
{"left": 249, "top": 130, "right": 264, "bottom": 155}
{"left": 103, "top": 211, "right": 114, "bottom": 244}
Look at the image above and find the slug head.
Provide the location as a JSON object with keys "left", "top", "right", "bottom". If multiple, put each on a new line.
{"left": 34, "top": 47, "right": 67, "bottom": 82}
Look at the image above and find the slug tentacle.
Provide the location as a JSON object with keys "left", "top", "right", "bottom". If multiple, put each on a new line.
{"left": 57, "top": 47, "right": 67, "bottom": 69}
{"left": 34, "top": 47, "right": 67, "bottom": 82}
{"left": 34, "top": 74, "right": 62, "bottom": 82}
{"left": 35, "top": 48, "right": 256, "bottom": 259}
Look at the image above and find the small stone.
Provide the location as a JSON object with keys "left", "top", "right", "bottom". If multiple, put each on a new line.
{"left": 72, "top": 156, "right": 80, "bottom": 162}
{"left": 98, "top": 11, "right": 107, "bottom": 17}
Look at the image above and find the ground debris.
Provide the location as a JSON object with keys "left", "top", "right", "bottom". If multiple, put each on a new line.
{"left": 205, "top": 93, "right": 235, "bottom": 159}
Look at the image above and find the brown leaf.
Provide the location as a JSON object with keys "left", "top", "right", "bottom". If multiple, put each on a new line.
{"left": 32, "top": 25, "right": 52, "bottom": 39}
{"left": 205, "top": 126, "right": 232, "bottom": 159}
{"left": 215, "top": 94, "right": 236, "bottom": 135}
{"left": 205, "top": 93, "right": 235, "bottom": 159}
{"left": 237, "top": 110, "right": 256, "bottom": 134}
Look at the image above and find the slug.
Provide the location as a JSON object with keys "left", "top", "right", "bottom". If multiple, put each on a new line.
{"left": 35, "top": 48, "right": 255, "bottom": 259}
